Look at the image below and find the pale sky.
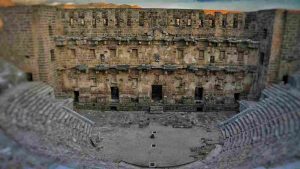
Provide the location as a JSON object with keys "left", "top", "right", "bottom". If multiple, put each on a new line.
{"left": 15, "top": 0, "right": 300, "bottom": 11}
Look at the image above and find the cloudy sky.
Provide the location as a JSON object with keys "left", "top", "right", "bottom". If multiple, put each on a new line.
{"left": 14, "top": 0, "right": 300, "bottom": 11}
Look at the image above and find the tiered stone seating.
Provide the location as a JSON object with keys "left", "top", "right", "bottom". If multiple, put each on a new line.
{"left": 193, "top": 72, "right": 300, "bottom": 169}
{"left": 0, "top": 82, "right": 95, "bottom": 152}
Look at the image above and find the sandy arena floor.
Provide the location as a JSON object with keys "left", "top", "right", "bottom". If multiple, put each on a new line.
{"left": 79, "top": 111, "right": 235, "bottom": 167}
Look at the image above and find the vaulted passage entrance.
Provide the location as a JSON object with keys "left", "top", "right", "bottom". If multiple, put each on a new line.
{"left": 195, "top": 87, "right": 203, "bottom": 100}
{"left": 111, "top": 87, "right": 119, "bottom": 100}
{"left": 152, "top": 85, "right": 162, "bottom": 101}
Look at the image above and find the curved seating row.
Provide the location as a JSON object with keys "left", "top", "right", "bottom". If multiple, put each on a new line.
{"left": 0, "top": 82, "right": 94, "bottom": 149}
{"left": 205, "top": 79, "right": 300, "bottom": 169}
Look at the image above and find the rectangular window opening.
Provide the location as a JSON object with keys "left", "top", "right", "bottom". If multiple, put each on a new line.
{"left": 90, "top": 49, "right": 96, "bottom": 59}
{"left": 132, "top": 49, "right": 138, "bottom": 58}
{"left": 210, "top": 56, "right": 215, "bottom": 63}
{"left": 238, "top": 51, "right": 244, "bottom": 62}
{"left": 110, "top": 49, "right": 116, "bottom": 58}
{"left": 199, "top": 50, "right": 204, "bottom": 60}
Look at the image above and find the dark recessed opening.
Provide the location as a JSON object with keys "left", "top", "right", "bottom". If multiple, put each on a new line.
{"left": 25, "top": 73, "right": 33, "bottom": 81}
{"left": 152, "top": 85, "right": 162, "bottom": 101}
{"left": 74, "top": 91, "right": 79, "bottom": 102}
{"left": 50, "top": 49, "right": 55, "bottom": 62}
{"left": 263, "top": 28, "right": 268, "bottom": 39}
{"left": 110, "top": 106, "right": 117, "bottom": 111}
{"left": 234, "top": 93, "right": 240, "bottom": 102}
{"left": 195, "top": 87, "right": 203, "bottom": 100}
{"left": 282, "top": 75, "right": 289, "bottom": 84}
{"left": 150, "top": 134, "right": 155, "bottom": 139}
{"left": 149, "top": 162, "right": 156, "bottom": 167}
{"left": 151, "top": 144, "right": 156, "bottom": 148}
{"left": 111, "top": 87, "right": 119, "bottom": 100}
{"left": 152, "top": 131, "right": 157, "bottom": 134}
{"left": 260, "top": 52, "right": 265, "bottom": 65}
{"left": 210, "top": 56, "right": 215, "bottom": 63}
{"left": 197, "top": 107, "right": 203, "bottom": 112}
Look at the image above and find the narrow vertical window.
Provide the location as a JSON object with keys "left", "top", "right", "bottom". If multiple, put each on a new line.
{"left": 199, "top": 12, "right": 204, "bottom": 27}
{"left": 222, "top": 15, "right": 227, "bottom": 28}
{"left": 102, "top": 11, "right": 108, "bottom": 26}
{"left": 177, "top": 49, "right": 184, "bottom": 59}
{"left": 100, "top": 54, "right": 105, "bottom": 63}
{"left": 187, "top": 19, "right": 192, "bottom": 26}
{"left": 79, "top": 12, "right": 85, "bottom": 26}
{"left": 92, "top": 12, "right": 97, "bottom": 28}
{"left": 237, "top": 51, "right": 244, "bottom": 62}
{"left": 210, "top": 18, "right": 215, "bottom": 28}
{"left": 109, "top": 49, "right": 116, "bottom": 58}
{"left": 71, "top": 49, "right": 76, "bottom": 58}
{"left": 69, "top": 12, "right": 74, "bottom": 26}
{"left": 220, "top": 51, "right": 225, "bottom": 60}
{"left": 260, "top": 52, "right": 265, "bottom": 65}
{"left": 115, "top": 11, "right": 120, "bottom": 27}
{"left": 263, "top": 29, "right": 268, "bottom": 39}
{"left": 69, "top": 17, "right": 74, "bottom": 26}
{"left": 132, "top": 49, "right": 138, "bottom": 58}
{"left": 103, "top": 18, "right": 108, "bottom": 26}
{"left": 48, "top": 25, "right": 53, "bottom": 36}
{"left": 233, "top": 14, "right": 238, "bottom": 28}
{"left": 50, "top": 49, "right": 55, "bottom": 62}
{"left": 139, "top": 11, "right": 145, "bottom": 26}
{"left": 90, "top": 49, "right": 96, "bottom": 59}
{"left": 127, "top": 12, "right": 132, "bottom": 26}
{"left": 176, "top": 18, "right": 180, "bottom": 26}
{"left": 210, "top": 56, "right": 215, "bottom": 63}
{"left": 199, "top": 50, "right": 204, "bottom": 60}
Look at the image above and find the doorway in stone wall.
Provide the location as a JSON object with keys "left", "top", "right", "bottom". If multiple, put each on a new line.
{"left": 234, "top": 93, "right": 240, "bottom": 102}
{"left": 152, "top": 85, "right": 162, "bottom": 101}
{"left": 74, "top": 91, "right": 79, "bottom": 102}
{"left": 282, "top": 75, "right": 289, "bottom": 84}
{"left": 111, "top": 87, "right": 119, "bottom": 101}
{"left": 25, "top": 72, "right": 33, "bottom": 81}
{"left": 195, "top": 87, "right": 203, "bottom": 100}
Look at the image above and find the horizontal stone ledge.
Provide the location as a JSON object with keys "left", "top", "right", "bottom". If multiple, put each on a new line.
{"left": 68, "top": 64, "right": 257, "bottom": 73}
{"left": 54, "top": 36, "right": 260, "bottom": 46}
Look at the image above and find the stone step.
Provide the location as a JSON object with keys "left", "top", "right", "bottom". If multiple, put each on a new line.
{"left": 149, "top": 105, "right": 163, "bottom": 114}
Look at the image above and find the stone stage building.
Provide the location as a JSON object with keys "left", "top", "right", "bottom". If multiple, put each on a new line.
{"left": 0, "top": 6, "right": 299, "bottom": 111}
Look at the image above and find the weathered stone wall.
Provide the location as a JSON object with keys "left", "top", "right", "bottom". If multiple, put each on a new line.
{"left": 31, "top": 6, "right": 58, "bottom": 87}
{"left": 0, "top": 6, "right": 299, "bottom": 111}
{"left": 277, "top": 10, "right": 300, "bottom": 82}
{"left": 0, "top": 6, "right": 37, "bottom": 78}
{"left": 0, "top": 6, "right": 57, "bottom": 87}
{"left": 58, "top": 9, "right": 253, "bottom": 38}
{"left": 53, "top": 8, "right": 262, "bottom": 110}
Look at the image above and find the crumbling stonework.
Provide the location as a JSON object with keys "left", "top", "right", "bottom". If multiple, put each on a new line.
{"left": 0, "top": 6, "right": 299, "bottom": 111}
